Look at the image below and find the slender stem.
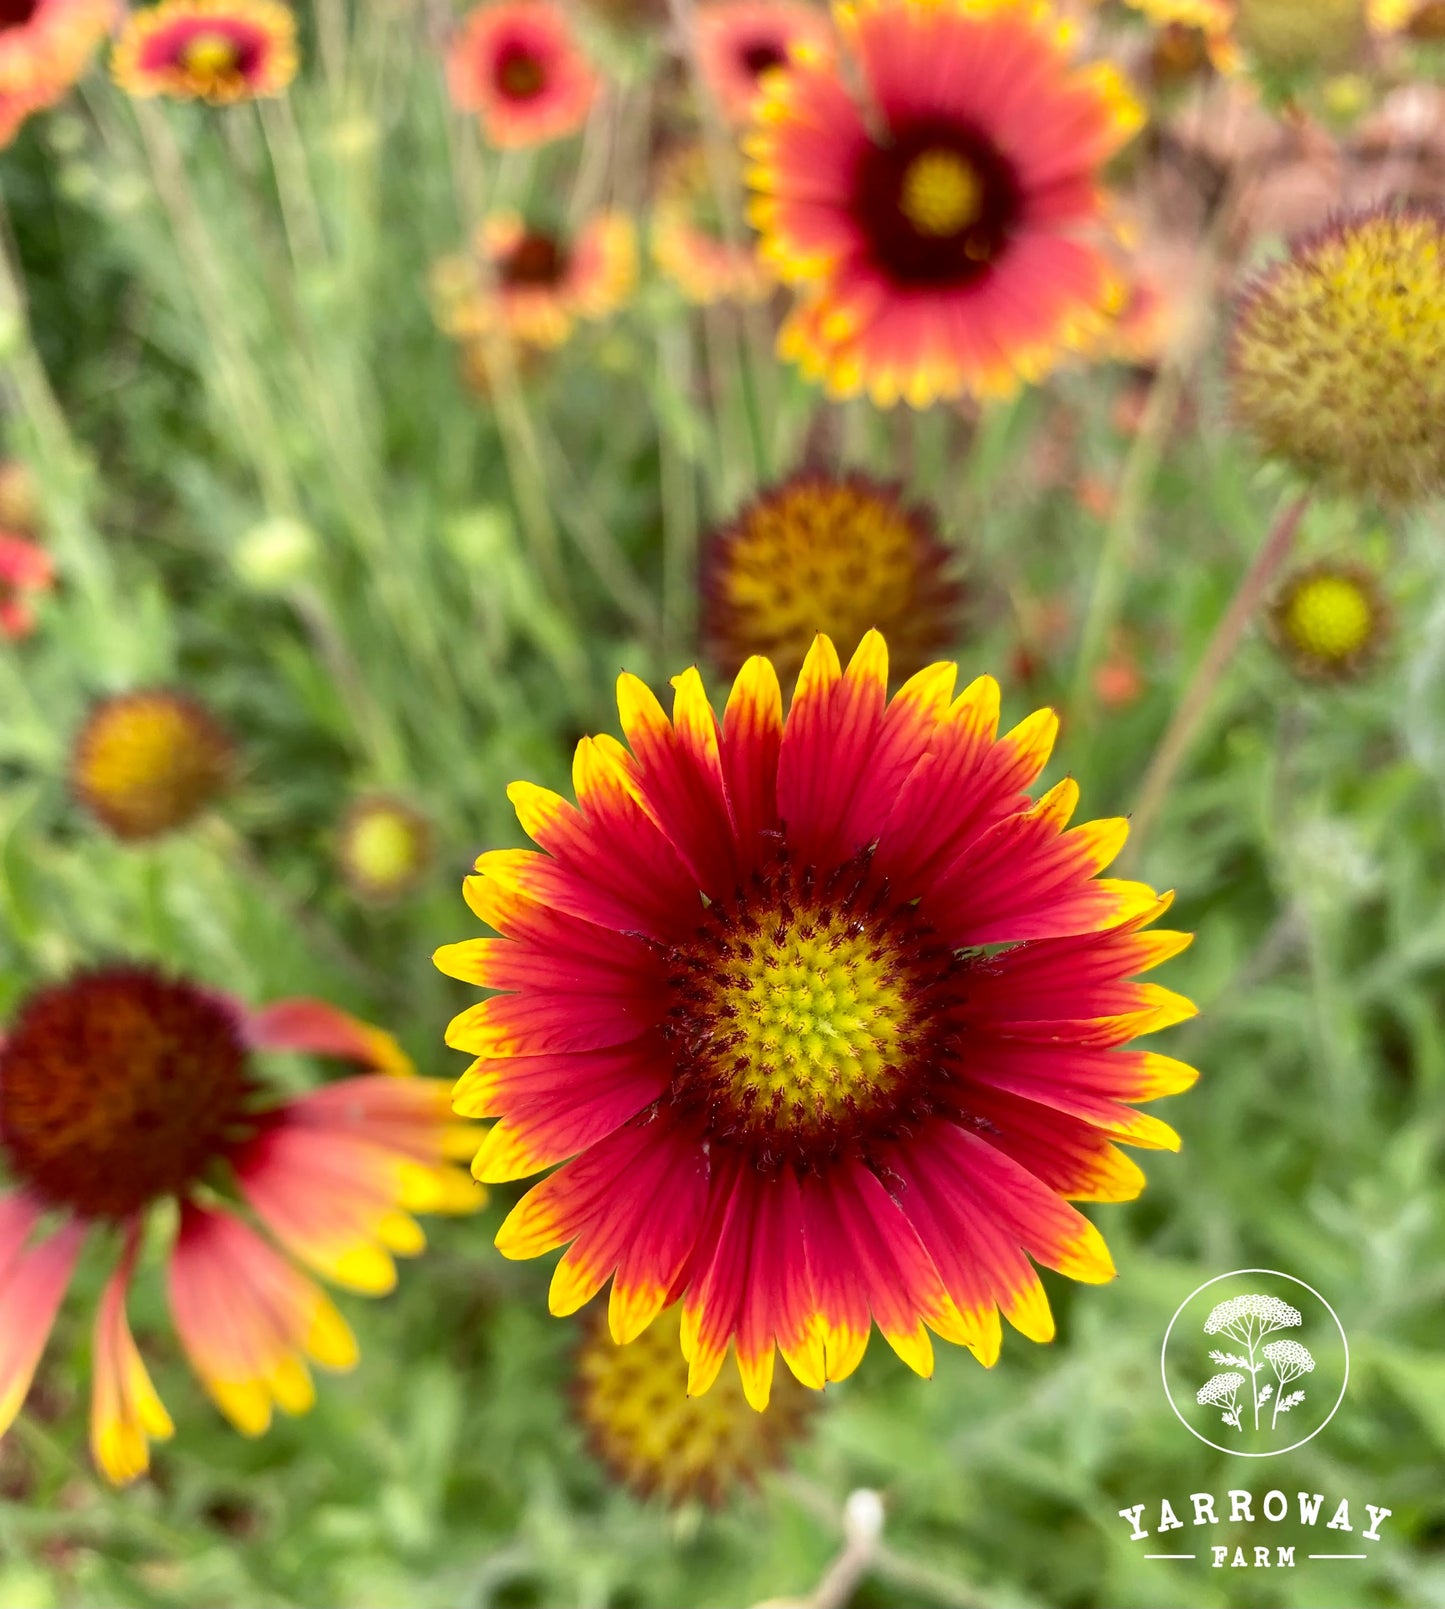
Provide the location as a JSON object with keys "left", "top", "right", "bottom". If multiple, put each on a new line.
{"left": 1126, "top": 494, "right": 1309, "bottom": 861}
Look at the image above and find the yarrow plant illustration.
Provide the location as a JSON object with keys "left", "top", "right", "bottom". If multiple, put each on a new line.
{"left": 1199, "top": 1292, "right": 1307, "bottom": 1433}
{"left": 1196, "top": 1370, "right": 1247, "bottom": 1431}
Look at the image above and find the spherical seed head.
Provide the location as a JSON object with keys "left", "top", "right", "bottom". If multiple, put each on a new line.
{"left": 72, "top": 690, "right": 235, "bottom": 841}
{"left": 701, "top": 472, "right": 962, "bottom": 688}
{"left": 1230, "top": 205, "right": 1445, "bottom": 505}
{"left": 0, "top": 967, "right": 253, "bottom": 1220}
{"left": 1197, "top": 1370, "right": 1246, "bottom": 1405}
{"left": 573, "top": 1305, "right": 813, "bottom": 1506}
{"left": 337, "top": 794, "right": 433, "bottom": 903}
{"left": 1268, "top": 560, "right": 1389, "bottom": 681}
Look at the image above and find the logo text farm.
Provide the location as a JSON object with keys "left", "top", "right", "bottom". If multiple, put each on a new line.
{"left": 1117, "top": 1489, "right": 1393, "bottom": 1569}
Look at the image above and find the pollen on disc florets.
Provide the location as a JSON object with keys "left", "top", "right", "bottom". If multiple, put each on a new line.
{"left": 1229, "top": 205, "right": 1445, "bottom": 506}
{"left": 71, "top": 689, "right": 235, "bottom": 842}
{"left": 662, "top": 856, "right": 964, "bottom": 1168}
{"left": 0, "top": 968, "right": 254, "bottom": 1221}
{"left": 1267, "top": 559, "right": 1389, "bottom": 680}
{"left": 701, "top": 471, "right": 962, "bottom": 688}
{"left": 573, "top": 1304, "right": 813, "bottom": 1506}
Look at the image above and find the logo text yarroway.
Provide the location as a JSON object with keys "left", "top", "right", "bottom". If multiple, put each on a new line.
{"left": 1118, "top": 1490, "right": 1392, "bottom": 1568}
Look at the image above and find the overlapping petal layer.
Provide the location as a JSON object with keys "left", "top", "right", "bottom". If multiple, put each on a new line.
{"left": 442, "top": 630, "right": 1196, "bottom": 1405}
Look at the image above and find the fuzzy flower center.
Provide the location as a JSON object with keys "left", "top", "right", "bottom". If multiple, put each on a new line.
{"left": 71, "top": 691, "right": 233, "bottom": 842}
{"left": 664, "top": 860, "right": 963, "bottom": 1164}
{"left": 574, "top": 1305, "right": 811, "bottom": 1504}
{"left": 740, "top": 38, "right": 787, "bottom": 77}
{"left": 500, "top": 229, "right": 568, "bottom": 287}
{"left": 1280, "top": 574, "right": 1373, "bottom": 660}
{"left": 496, "top": 44, "right": 546, "bottom": 98}
{"left": 182, "top": 30, "right": 243, "bottom": 77}
{"left": 899, "top": 149, "right": 982, "bottom": 238}
{"left": 0, "top": 970, "right": 253, "bottom": 1221}
{"left": 854, "top": 122, "right": 1021, "bottom": 287}
{"left": 0, "top": 0, "right": 40, "bottom": 31}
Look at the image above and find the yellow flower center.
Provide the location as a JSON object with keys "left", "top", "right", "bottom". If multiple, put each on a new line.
{"left": 341, "top": 798, "right": 429, "bottom": 899}
{"left": 72, "top": 691, "right": 233, "bottom": 841}
{"left": 182, "top": 30, "right": 241, "bottom": 77}
{"left": 898, "top": 149, "right": 983, "bottom": 238}
{"left": 574, "top": 1305, "right": 812, "bottom": 1504}
{"left": 665, "top": 864, "right": 961, "bottom": 1162}
{"left": 1281, "top": 573, "right": 1373, "bottom": 661}
{"left": 0, "top": 969, "right": 251, "bottom": 1221}
{"left": 712, "top": 915, "right": 912, "bottom": 1129}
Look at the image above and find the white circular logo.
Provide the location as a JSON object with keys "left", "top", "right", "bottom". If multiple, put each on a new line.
{"left": 1161, "top": 1269, "right": 1349, "bottom": 1458}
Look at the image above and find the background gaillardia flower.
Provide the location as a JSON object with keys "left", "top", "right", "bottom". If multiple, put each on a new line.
{"left": 1230, "top": 205, "right": 1445, "bottom": 506}
{"left": 0, "top": 530, "right": 54, "bottom": 640}
{"left": 694, "top": 0, "right": 833, "bottom": 127}
{"left": 0, "top": 0, "right": 116, "bottom": 101}
{"left": 744, "top": 0, "right": 1143, "bottom": 406}
{"left": 71, "top": 688, "right": 235, "bottom": 842}
{"left": 0, "top": 968, "right": 480, "bottom": 1482}
{"left": 337, "top": 793, "right": 434, "bottom": 904}
{"left": 432, "top": 210, "right": 638, "bottom": 350}
{"left": 1267, "top": 559, "right": 1389, "bottom": 681}
{"left": 111, "top": 0, "right": 298, "bottom": 103}
{"left": 438, "top": 631, "right": 1196, "bottom": 1407}
{"left": 574, "top": 1303, "right": 814, "bottom": 1505}
{"left": 651, "top": 142, "right": 775, "bottom": 307}
{"left": 447, "top": 0, "right": 597, "bottom": 149}
{"left": 701, "top": 470, "right": 962, "bottom": 686}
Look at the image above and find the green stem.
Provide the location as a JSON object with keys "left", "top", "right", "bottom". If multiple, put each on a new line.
{"left": 1126, "top": 493, "right": 1310, "bottom": 863}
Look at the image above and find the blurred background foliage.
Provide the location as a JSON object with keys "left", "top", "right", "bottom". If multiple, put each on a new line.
{"left": 1, "top": 1, "right": 1443, "bottom": 1606}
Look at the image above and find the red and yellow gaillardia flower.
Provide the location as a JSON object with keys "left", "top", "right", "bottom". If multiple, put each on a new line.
{"left": 745, "top": 0, "right": 1143, "bottom": 407}
{"left": 574, "top": 1302, "right": 814, "bottom": 1505}
{"left": 439, "top": 631, "right": 1196, "bottom": 1408}
{"left": 447, "top": 0, "right": 597, "bottom": 149}
{"left": 695, "top": 0, "right": 833, "bottom": 126}
{"left": 432, "top": 210, "right": 638, "bottom": 350}
{"left": 651, "top": 142, "right": 775, "bottom": 306}
{"left": 701, "top": 470, "right": 961, "bottom": 686}
{"left": 0, "top": 530, "right": 54, "bottom": 640}
{"left": 0, "top": 968, "right": 479, "bottom": 1483}
{"left": 111, "top": 0, "right": 297, "bottom": 104}
{"left": 0, "top": 0, "right": 115, "bottom": 101}
{"left": 71, "top": 689, "right": 235, "bottom": 842}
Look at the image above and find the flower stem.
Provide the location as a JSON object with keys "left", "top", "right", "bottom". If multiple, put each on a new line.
{"left": 1127, "top": 493, "right": 1309, "bottom": 862}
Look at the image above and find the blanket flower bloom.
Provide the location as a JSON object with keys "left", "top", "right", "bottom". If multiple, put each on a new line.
{"left": 0, "top": 530, "right": 54, "bottom": 639}
{"left": 0, "top": 0, "right": 115, "bottom": 100}
{"left": 71, "top": 689, "right": 235, "bottom": 842}
{"left": 447, "top": 0, "right": 597, "bottom": 149}
{"left": 432, "top": 210, "right": 637, "bottom": 350}
{"left": 439, "top": 631, "right": 1196, "bottom": 1408}
{"left": 745, "top": 0, "right": 1142, "bottom": 406}
{"left": 701, "top": 471, "right": 961, "bottom": 685}
{"left": 111, "top": 0, "right": 297, "bottom": 102}
{"left": 574, "top": 1302, "right": 813, "bottom": 1504}
{"left": 0, "top": 968, "right": 480, "bottom": 1483}
{"left": 695, "top": 0, "right": 833, "bottom": 126}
